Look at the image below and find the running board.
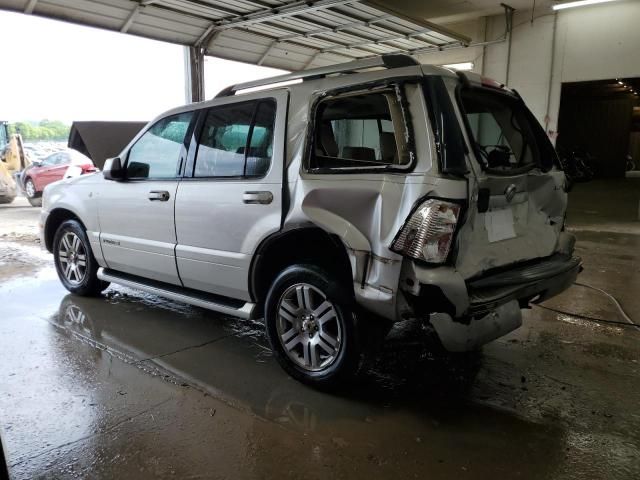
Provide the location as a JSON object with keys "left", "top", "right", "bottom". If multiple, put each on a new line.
{"left": 97, "top": 268, "right": 255, "bottom": 319}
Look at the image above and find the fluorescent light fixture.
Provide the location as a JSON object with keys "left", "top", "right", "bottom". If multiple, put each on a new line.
{"left": 553, "top": 0, "right": 619, "bottom": 11}
{"left": 441, "top": 62, "right": 474, "bottom": 71}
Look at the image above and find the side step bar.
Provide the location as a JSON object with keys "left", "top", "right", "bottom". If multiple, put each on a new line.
{"left": 97, "top": 268, "right": 256, "bottom": 319}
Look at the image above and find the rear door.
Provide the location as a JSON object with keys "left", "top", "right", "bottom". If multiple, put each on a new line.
{"left": 98, "top": 111, "right": 194, "bottom": 285}
{"left": 451, "top": 81, "right": 567, "bottom": 279}
{"left": 174, "top": 91, "right": 287, "bottom": 301}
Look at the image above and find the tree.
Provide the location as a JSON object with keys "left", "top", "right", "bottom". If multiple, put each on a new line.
{"left": 8, "top": 120, "right": 70, "bottom": 141}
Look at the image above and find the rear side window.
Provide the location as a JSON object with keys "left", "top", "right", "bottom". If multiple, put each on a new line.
{"left": 460, "top": 89, "right": 549, "bottom": 173}
{"left": 127, "top": 112, "right": 193, "bottom": 179}
{"left": 309, "top": 89, "right": 411, "bottom": 171}
{"left": 194, "top": 100, "right": 276, "bottom": 178}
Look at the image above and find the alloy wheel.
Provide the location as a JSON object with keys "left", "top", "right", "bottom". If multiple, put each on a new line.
{"left": 25, "top": 179, "right": 35, "bottom": 198}
{"left": 57, "top": 232, "right": 87, "bottom": 285}
{"left": 276, "top": 283, "right": 343, "bottom": 372}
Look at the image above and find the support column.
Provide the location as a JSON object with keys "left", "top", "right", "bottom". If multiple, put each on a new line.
{"left": 184, "top": 46, "right": 205, "bottom": 104}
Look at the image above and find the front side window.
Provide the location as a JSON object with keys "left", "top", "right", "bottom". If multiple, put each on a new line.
{"left": 194, "top": 100, "right": 276, "bottom": 178}
{"left": 310, "top": 89, "right": 411, "bottom": 171}
{"left": 127, "top": 112, "right": 193, "bottom": 179}
{"left": 460, "top": 90, "right": 541, "bottom": 172}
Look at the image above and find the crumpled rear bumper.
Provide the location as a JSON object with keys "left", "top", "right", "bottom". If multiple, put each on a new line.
{"left": 466, "top": 254, "right": 582, "bottom": 316}
{"left": 404, "top": 253, "right": 582, "bottom": 352}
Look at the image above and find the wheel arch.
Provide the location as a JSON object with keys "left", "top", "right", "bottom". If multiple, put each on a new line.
{"left": 23, "top": 175, "right": 36, "bottom": 192}
{"left": 44, "top": 208, "right": 86, "bottom": 252}
{"left": 249, "top": 226, "right": 355, "bottom": 311}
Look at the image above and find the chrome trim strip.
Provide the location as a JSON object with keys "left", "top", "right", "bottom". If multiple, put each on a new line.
{"left": 97, "top": 268, "right": 255, "bottom": 319}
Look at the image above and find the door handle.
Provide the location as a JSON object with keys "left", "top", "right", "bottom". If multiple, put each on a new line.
{"left": 148, "top": 190, "right": 170, "bottom": 201}
{"left": 242, "top": 191, "right": 273, "bottom": 205}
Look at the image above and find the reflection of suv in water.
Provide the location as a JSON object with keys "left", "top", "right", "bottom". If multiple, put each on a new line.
{"left": 40, "top": 55, "right": 581, "bottom": 388}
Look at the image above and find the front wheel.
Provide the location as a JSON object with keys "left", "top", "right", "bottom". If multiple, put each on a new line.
{"left": 265, "top": 264, "right": 363, "bottom": 389}
{"left": 24, "top": 178, "right": 42, "bottom": 207}
{"left": 53, "top": 219, "right": 110, "bottom": 296}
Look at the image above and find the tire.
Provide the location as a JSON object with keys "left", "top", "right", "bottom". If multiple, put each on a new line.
{"left": 265, "top": 264, "right": 363, "bottom": 389}
{"left": 27, "top": 196, "right": 42, "bottom": 207}
{"left": 53, "top": 219, "right": 110, "bottom": 296}
{"left": 24, "top": 178, "right": 42, "bottom": 206}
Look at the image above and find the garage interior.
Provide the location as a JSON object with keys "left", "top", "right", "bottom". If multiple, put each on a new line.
{"left": 1, "top": 0, "right": 639, "bottom": 479}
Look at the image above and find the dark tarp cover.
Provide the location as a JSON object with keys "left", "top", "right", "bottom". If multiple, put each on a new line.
{"left": 68, "top": 121, "right": 146, "bottom": 169}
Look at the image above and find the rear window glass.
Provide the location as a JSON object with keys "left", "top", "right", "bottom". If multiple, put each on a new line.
{"left": 310, "top": 90, "right": 410, "bottom": 171}
{"left": 461, "top": 90, "right": 540, "bottom": 172}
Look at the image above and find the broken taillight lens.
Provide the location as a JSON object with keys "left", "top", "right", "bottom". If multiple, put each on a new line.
{"left": 391, "top": 199, "right": 460, "bottom": 264}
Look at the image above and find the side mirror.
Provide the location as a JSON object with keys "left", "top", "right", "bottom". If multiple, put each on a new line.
{"left": 103, "top": 157, "right": 125, "bottom": 181}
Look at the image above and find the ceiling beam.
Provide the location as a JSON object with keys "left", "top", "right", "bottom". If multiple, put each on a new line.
{"left": 215, "top": 0, "right": 359, "bottom": 30}
{"left": 23, "top": 0, "right": 38, "bottom": 14}
{"left": 257, "top": 39, "right": 278, "bottom": 65}
{"left": 194, "top": 23, "right": 217, "bottom": 47}
{"left": 121, "top": 5, "right": 142, "bottom": 33}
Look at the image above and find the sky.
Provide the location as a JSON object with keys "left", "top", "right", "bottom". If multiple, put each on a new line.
{"left": 0, "top": 11, "right": 285, "bottom": 123}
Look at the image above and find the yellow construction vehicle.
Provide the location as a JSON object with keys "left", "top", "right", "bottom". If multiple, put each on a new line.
{"left": 0, "top": 121, "right": 31, "bottom": 204}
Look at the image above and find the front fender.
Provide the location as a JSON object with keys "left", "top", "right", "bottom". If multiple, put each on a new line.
{"left": 43, "top": 176, "right": 103, "bottom": 262}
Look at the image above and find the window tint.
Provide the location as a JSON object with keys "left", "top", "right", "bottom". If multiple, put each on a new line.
{"left": 310, "top": 90, "right": 409, "bottom": 171}
{"left": 127, "top": 112, "right": 193, "bottom": 179}
{"left": 194, "top": 100, "right": 275, "bottom": 178}
{"left": 246, "top": 101, "right": 276, "bottom": 177}
{"left": 461, "top": 90, "right": 539, "bottom": 171}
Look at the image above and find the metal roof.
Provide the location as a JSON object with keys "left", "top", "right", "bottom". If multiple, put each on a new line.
{"left": 0, "top": 0, "right": 470, "bottom": 71}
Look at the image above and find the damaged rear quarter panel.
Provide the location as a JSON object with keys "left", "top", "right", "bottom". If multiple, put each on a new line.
{"left": 282, "top": 75, "right": 467, "bottom": 320}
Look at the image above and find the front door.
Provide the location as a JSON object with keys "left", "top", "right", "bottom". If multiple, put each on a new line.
{"left": 174, "top": 92, "right": 287, "bottom": 301}
{"left": 98, "top": 111, "right": 194, "bottom": 285}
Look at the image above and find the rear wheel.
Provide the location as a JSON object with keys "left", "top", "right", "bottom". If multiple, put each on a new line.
{"left": 265, "top": 264, "right": 363, "bottom": 389}
{"left": 53, "top": 219, "right": 109, "bottom": 296}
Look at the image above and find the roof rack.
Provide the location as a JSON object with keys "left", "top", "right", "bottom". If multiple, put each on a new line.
{"left": 215, "top": 54, "right": 419, "bottom": 98}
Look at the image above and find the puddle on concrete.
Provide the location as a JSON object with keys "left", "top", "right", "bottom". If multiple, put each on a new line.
{"left": 1, "top": 235, "right": 640, "bottom": 478}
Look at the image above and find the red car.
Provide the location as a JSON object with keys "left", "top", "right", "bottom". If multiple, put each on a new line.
{"left": 22, "top": 150, "right": 96, "bottom": 206}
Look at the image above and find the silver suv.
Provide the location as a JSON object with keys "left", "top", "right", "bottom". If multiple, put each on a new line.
{"left": 41, "top": 55, "right": 581, "bottom": 388}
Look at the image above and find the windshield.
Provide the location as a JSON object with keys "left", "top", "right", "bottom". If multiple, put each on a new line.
{"left": 460, "top": 89, "right": 551, "bottom": 173}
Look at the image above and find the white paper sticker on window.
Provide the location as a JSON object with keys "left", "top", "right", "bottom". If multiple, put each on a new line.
{"left": 485, "top": 208, "right": 517, "bottom": 243}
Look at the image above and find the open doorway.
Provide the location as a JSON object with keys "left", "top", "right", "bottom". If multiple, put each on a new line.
{"left": 557, "top": 78, "right": 640, "bottom": 232}
{"left": 557, "top": 78, "right": 640, "bottom": 178}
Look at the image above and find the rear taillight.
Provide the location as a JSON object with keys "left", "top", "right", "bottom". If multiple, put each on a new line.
{"left": 391, "top": 199, "right": 460, "bottom": 264}
{"left": 81, "top": 164, "right": 97, "bottom": 174}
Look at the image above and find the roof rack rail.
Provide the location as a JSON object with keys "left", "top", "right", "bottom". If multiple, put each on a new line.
{"left": 215, "top": 54, "right": 419, "bottom": 98}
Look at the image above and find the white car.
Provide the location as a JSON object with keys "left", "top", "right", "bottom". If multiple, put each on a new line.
{"left": 41, "top": 55, "right": 581, "bottom": 388}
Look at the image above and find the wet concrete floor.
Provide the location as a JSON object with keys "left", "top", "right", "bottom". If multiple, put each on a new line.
{"left": 1, "top": 182, "right": 639, "bottom": 479}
